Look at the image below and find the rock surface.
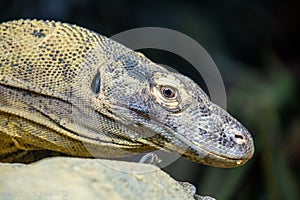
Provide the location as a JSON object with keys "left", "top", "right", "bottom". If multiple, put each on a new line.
{"left": 0, "top": 157, "right": 196, "bottom": 200}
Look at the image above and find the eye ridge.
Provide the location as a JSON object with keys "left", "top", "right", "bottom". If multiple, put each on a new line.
{"left": 161, "top": 86, "right": 177, "bottom": 99}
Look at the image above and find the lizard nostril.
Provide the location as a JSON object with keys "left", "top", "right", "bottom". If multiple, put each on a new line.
{"left": 234, "top": 134, "right": 244, "bottom": 140}
{"left": 234, "top": 133, "right": 246, "bottom": 144}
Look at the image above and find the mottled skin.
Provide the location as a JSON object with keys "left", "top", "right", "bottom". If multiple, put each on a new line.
{"left": 0, "top": 19, "right": 254, "bottom": 167}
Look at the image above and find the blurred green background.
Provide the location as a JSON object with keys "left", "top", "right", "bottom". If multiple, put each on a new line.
{"left": 0, "top": 0, "right": 299, "bottom": 199}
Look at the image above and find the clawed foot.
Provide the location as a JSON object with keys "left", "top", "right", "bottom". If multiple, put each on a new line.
{"left": 114, "top": 152, "right": 162, "bottom": 166}
{"left": 138, "top": 152, "right": 162, "bottom": 166}
{"left": 178, "top": 181, "right": 216, "bottom": 200}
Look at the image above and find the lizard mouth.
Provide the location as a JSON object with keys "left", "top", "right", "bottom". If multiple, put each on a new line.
{"left": 209, "top": 151, "right": 254, "bottom": 168}
{"left": 107, "top": 103, "right": 254, "bottom": 168}
{"left": 182, "top": 141, "right": 254, "bottom": 168}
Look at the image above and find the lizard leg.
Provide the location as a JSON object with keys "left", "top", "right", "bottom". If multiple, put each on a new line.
{"left": 111, "top": 152, "right": 162, "bottom": 166}
{"left": 179, "top": 181, "right": 216, "bottom": 200}
{"left": 138, "top": 152, "right": 162, "bottom": 165}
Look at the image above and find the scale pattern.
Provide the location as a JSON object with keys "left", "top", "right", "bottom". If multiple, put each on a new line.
{"left": 0, "top": 19, "right": 254, "bottom": 167}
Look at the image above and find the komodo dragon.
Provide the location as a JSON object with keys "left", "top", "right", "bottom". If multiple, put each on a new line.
{"left": 0, "top": 19, "right": 254, "bottom": 167}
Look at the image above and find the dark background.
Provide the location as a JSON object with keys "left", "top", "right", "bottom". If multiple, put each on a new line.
{"left": 1, "top": 0, "right": 299, "bottom": 199}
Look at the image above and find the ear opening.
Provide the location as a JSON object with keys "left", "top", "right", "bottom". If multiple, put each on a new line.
{"left": 91, "top": 70, "right": 101, "bottom": 94}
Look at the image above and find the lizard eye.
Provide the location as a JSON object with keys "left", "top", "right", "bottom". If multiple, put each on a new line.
{"left": 151, "top": 84, "right": 181, "bottom": 110}
{"left": 160, "top": 86, "right": 177, "bottom": 99}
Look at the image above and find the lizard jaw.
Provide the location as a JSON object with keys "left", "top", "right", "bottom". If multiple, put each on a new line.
{"left": 183, "top": 146, "right": 254, "bottom": 168}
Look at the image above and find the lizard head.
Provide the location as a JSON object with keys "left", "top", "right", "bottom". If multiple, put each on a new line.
{"left": 96, "top": 50, "right": 254, "bottom": 168}
{"left": 147, "top": 71, "right": 254, "bottom": 168}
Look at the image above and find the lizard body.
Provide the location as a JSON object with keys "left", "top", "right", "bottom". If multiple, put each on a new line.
{"left": 0, "top": 19, "right": 254, "bottom": 167}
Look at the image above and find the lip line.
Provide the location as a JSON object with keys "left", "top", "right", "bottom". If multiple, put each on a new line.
{"left": 186, "top": 139, "right": 253, "bottom": 165}
{"left": 208, "top": 149, "right": 253, "bottom": 162}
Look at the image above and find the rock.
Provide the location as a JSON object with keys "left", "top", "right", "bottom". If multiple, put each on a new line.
{"left": 0, "top": 157, "right": 196, "bottom": 200}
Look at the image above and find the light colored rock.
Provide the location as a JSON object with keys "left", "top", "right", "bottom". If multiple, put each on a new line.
{"left": 0, "top": 157, "right": 195, "bottom": 200}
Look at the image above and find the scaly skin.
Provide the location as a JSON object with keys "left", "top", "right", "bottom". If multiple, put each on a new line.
{"left": 0, "top": 19, "right": 254, "bottom": 167}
